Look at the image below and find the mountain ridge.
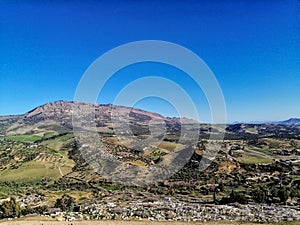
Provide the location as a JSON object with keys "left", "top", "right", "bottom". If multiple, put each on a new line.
{"left": 4, "top": 100, "right": 199, "bottom": 125}
{"left": 275, "top": 118, "right": 300, "bottom": 125}
{"left": 0, "top": 100, "right": 299, "bottom": 126}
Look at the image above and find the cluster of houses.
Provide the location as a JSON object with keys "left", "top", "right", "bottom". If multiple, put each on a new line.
{"left": 28, "top": 198, "right": 300, "bottom": 222}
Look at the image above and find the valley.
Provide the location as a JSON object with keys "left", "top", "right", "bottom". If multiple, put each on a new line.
{"left": 0, "top": 101, "right": 299, "bottom": 223}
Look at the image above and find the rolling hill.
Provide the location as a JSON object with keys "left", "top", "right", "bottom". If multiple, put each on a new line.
{"left": 0, "top": 101, "right": 299, "bottom": 212}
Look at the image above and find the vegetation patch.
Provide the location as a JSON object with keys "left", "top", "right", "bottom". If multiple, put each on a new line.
{"left": 128, "top": 160, "right": 147, "bottom": 167}
{"left": 102, "top": 184, "right": 118, "bottom": 191}
{"left": 238, "top": 156, "right": 273, "bottom": 164}
{"left": 158, "top": 141, "right": 179, "bottom": 151}
{"left": 5, "top": 135, "right": 42, "bottom": 143}
{"left": 0, "top": 161, "right": 71, "bottom": 182}
{"left": 42, "top": 131, "right": 57, "bottom": 139}
{"left": 253, "top": 147, "right": 273, "bottom": 155}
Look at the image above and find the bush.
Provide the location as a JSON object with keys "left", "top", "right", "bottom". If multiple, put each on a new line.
{"left": 271, "top": 187, "right": 290, "bottom": 203}
{"left": 252, "top": 188, "right": 267, "bottom": 203}
{"left": 229, "top": 190, "right": 247, "bottom": 204}
{"left": 277, "top": 188, "right": 289, "bottom": 203}
{"left": 21, "top": 205, "right": 48, "bottom": 216}
{"left": 0, "top": 197, "right": 21, "bottom": 218}
{"left": 220, "top": 190, "right": 247, "bottom": 204}
{"left": 290, "top": 188, "right": 300, "bottom": 198}
{"left": 54, "top": 194, "right": 75, "bottom": 211}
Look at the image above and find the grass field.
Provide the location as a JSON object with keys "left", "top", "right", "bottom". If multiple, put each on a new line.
{"left": 237, "top": 156, "right": 273, "bottom": 164}
{"left": 253, "top": 147, "right": 273, "bottom": 155}
{"left": 0, "top": 160, "right": 72, "bottom": 182}
{"left": 4, "top": 135, "right": 42, "bottom": 143}
{"left": 41, "top": 134, "right": 73, "bottom": 150}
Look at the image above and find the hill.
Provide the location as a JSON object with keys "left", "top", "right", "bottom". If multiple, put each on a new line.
{"left": 276, "top": 118, "right": 300, "bottom": 125}
{"left": 0, "top": 101, "right": 299, "bottom": 222}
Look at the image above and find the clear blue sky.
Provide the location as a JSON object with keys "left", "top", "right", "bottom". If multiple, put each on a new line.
{"left": 0, "top": 0, "right": 299, "bottom": 123}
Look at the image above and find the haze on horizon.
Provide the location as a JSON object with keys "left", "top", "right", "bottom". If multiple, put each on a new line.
{"left": 0, "top": 0, "right": 299, "bottom": 123}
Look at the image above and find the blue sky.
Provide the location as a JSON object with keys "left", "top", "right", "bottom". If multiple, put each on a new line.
{"left": 0, "top": 0, "right": 299, "bottom": 123}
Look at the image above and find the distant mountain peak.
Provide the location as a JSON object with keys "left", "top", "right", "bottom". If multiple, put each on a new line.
{"left": 275, "top": 118, "right": 300, "bottom": 125}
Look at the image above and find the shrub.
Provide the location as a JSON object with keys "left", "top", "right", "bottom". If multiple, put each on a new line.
{"left": 220, "top": 190, "right": 247, "bottom": 204}
{"left": 0, "top": 197, "right": 21, "bottom": 218}
{"left": 54, "top": 194, "right": 75, "bottom": 211}
{"left": 252, "top": 188, "right": 266, "bottom": 203}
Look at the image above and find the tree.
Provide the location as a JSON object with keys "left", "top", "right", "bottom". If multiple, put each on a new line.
{"left": 220, "top": 190, "right": 247, "bottom": 204}
{"left": 0, "top": 197, "right": 21, "bottom": 218}
{"left": 278, "top": 188, "right": 289, "bottom": 203}
{"left": 54, "top": 194, "right": 75, "bottom": 211}
{"left": 229, "top": 190, "right": 247, "bottom": 204}
{"left": 21, "top": 205, "right": 48, "bottom": 216}
{"left": 252, "top": 188, "right": 266, "bottom": 203}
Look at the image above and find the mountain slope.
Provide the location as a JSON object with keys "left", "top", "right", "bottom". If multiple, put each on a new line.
{"left": 1, "top": 100, "right": 199, "bottom": 137}
{"left": 0, "top": 101, "right": 201, "bottom": 184}
{"left": 276, "top": 118, "right": 300, "bottom": 125}
{"left": 0, "top": 101, "right": 299, "bottom": 211}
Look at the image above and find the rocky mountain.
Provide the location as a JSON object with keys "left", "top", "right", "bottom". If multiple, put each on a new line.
{"left": 0, "top": 101, "right": 203, "bottom": 186}
{"left": 0, "top": 101, "right": 198, "bottom": 137}
{"left": 0, "top": 101, "right": 300, "bottom": 219}
{"left": 276, "top": 118, "right": 300, "bottom": 125}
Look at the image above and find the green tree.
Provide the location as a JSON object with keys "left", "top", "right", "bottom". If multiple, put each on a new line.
{"left": 21, "top": 205, "right": 48, "bottom": 216}
{"left": 229, "top": 190, "right": 247, "bottom": 204}
{"left": 278, "top": 188, "right": 289, "bottom": 203}
{"left": 252, "top": 188, "right": 266, "bottom": 203}
{"left": 54, "top": 194, "right": 75, "bottom": 211}
{"left": 0, "top": 197, "right": 21, "bottom": 218}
